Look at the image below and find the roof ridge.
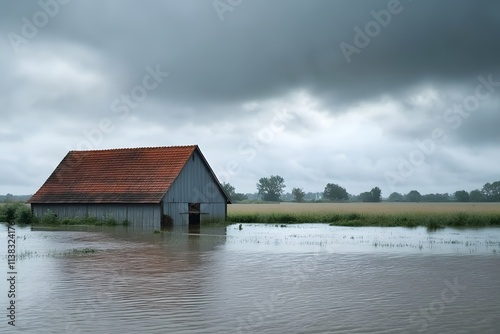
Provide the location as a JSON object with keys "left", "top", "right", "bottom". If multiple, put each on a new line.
{"left": 69, "top": 145, "right": 198, "bottom": 153}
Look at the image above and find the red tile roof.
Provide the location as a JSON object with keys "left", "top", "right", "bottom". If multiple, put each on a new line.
{"left": 28, "top": 145, "right": 205, "bottom": 204}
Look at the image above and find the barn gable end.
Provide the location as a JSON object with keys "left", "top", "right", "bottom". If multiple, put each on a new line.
{"left": 162, "top": 148, "right": 229, "bottom": 225}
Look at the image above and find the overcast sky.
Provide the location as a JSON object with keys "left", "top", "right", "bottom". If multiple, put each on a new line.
{"left": 1, "top": 0, "right": 499, "bottom": 197}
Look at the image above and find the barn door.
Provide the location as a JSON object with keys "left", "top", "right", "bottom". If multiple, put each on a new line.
{"left": 188, "top": 203, "right": 200, "bottom": 226}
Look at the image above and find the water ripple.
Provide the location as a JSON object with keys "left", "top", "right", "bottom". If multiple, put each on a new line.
{"left": 0, "top": 224, "right": 499, "bottom": 333}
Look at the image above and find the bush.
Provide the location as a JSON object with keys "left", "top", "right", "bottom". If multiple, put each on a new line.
{"left": 15, "top": 205, "right": 35, "bottom": 224}
{"left": 40, "top": 210, "right": 58, "bottom": 225}
{"left": 0, "top": 202, "right": 22, "bottom": 222}
{"left": 0, "top": 202, "right": 36, "bottom": 224}
{"left": 35, "top": 212, "right": 121, "bottom": 226}
{"left": 425, "top": 216, "right": 443, "bottom": 230}
{"left": 85, "top": 217, "right": 100, "bottom": 225}
{"left": 345, "top": 213, "right": 362, "bottom": 221}
{"left": 2, "top": 205, "right": 17, "bottom": 222}
{"left": 102, "top": 214, "right": 118, "bottom": 225}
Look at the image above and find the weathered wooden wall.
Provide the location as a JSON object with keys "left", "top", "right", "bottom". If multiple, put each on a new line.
{"left": 31, "top": 203, "right": 161, "bottom": 229}
{"left": 162, "top": 202, "right": 227, "bottom": 225}
{"left": 162, "top": 149, "right": 227, "bottom": 225}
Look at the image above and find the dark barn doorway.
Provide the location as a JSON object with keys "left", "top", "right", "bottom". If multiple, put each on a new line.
{"left": 160, "top": 201, "right": 173, "bottom": 230}
{"left": 161, "top": 214, "right": 173, "bottom": 230}
{"left": 188, "top": 203, "right": 200, "bottom": 226}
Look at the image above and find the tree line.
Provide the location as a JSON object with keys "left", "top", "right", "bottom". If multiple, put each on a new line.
{"left": 388, "top": 181, "right": 500, "bottom": 202}
{"left": 0, "top": 194, "right": 31, "bottom": 203}
{"left": 3, "top": 179, "right": 499, "bottom": 204}
{"left": 221, "top": 177, "right": 500, "bottom": 203}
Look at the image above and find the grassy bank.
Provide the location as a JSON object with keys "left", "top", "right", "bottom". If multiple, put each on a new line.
{"left": 228, "top": 212, "right": 500, "bottom": 228}
{"left": 15, "top": 248, "right": 98, "bottom": 260}
{"left": 0, "top": 202, "right": 125, "bottom": 226}
{"left": 36, "top": 214, "right": 127, "bottom": 226}
{"left": 227, "top": 203, "right": 500, "bottom": 228}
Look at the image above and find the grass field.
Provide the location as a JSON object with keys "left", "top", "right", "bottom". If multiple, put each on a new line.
{"left": 3, "top": 201, "right": 500, "bottom": 228}
{"left": 227, "top": 202, "right": 500, "bottom": 228}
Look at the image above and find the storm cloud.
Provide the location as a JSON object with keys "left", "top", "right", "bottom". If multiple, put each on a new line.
{"left": 1, "top": 0, "right": 499, "bottom": 196}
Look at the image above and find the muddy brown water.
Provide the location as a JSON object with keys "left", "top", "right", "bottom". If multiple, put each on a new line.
{"left": 1, "top": 223, "right": 499, "bottom": 333}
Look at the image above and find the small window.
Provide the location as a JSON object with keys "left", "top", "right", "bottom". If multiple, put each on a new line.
{"left": 188, "top": 203, "right": 200, "bottom": 213}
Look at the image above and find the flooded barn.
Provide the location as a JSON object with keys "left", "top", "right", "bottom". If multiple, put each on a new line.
{"left": 28, "top": 145, "right": 231, "bottom": 229}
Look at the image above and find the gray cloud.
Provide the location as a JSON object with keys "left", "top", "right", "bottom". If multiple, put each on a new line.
{"left": 1, "top": 0, "right": 499, "bottom": 195}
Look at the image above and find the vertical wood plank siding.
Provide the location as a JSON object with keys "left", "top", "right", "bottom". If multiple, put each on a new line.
{"left": 162, "top": 150, "right": 227, "bottom": 225}
{"left": 31, "top": 203, "right": 161, "bottom": 229}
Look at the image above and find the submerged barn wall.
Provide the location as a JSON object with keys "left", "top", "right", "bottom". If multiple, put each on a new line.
{"left": 162, "top": 202, "right": 226, "bottom": 225}
{"left": 31, "top": 203, "right": 161, "bottom": 229}
{"left": 162, "top": 150, "right": 227, "bottom": 225}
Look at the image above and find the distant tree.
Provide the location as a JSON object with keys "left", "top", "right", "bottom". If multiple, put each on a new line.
{"left": 421, "top": 193, "right": 450, "bottom": 202}
{"left": 388, "top": 192, "right": 404, "bottom": 202}
{"left": 359, "top": 192, "right": 372, "bottom": 202}
{"left": 245, "top": 193, "right": 260, "bottom": 201}
{"left": 406, "top": 190, "right": 422, "bottom": 202}
{"left": 454, "top": 190, "right": 470, "bottom": 202}
{"left": 291, "top": 188, "right": 306, "bottom": 202}
{"left": 348, "top": 194, "right": 360, "bottom": 202}
{"left": 469, "top": 189, "right": 484, "bottom": 202}
{"left": 370, "top": 187, "right": 382, "bottom": 202}
{"left": 221, "top": 182, "right": 236, "bottom": 198}
{"left": 304, "top": 192, "right": 323, "bottom": 201}
{"left": 359, "top": 187, "right": 382, "bottom": 202}
{"left": 280, "top": 192, "right": 294, "bottom": 201}
{"left": 5, "top": 193, "right": 13, "bottom": 203}
{"left": 438, "top": 193, "right": 451, "bottom": 202}
{"left": 257, "top": 175, "right": 286, "bottom": 201}
{"left": 323, "top": 183, "right": 348, "bottom": 201}
{"left": 221, "top": 182, "right": 247, "bottom": 202}
{"left": 482, "top": 181, "right": 500, "bottom": 202}
{"left": 232, "top": 193, "right": 248, "bottom": 202}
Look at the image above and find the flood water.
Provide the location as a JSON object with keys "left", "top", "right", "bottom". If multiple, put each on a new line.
{"left": 1, "top": 223, "right": 499, "bottom": 333}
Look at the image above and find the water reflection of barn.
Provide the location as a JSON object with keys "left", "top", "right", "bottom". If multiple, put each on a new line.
{"left": 28, "top": 145, "right": 231, "bottom": 229}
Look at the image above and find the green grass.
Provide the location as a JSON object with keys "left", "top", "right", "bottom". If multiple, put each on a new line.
{"left": 37, "top": 213, "right": 125, "bottom": 226}
{"left": 13, "top": 248, "right": 98, "bottom": 260}
{"left": 65, "top": 247, "right": 98, "bottom": 255}
{"left": 227, "top": 212, "right": 500, "bottom": 228}
{"left": 0, "top": 202, "right": 129, "bottom": 226}
{"left": 227, "top": 203, "right": 500, "bottom": 228}
{"left": 0, "top": 202, "right": 34, "bottom": 224}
